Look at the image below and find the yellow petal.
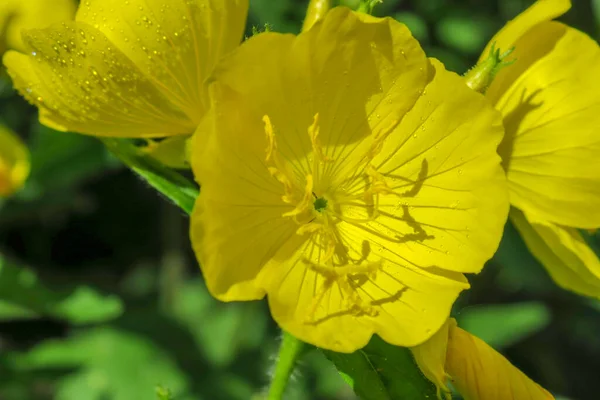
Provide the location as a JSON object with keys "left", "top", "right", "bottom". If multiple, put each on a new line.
{"left": 446, "top": 319, "right": 554, "bottom": 400}
{"left": 206, "top": 9, "right": 434, "bottom": 179}
{"left": 478, "top": 0, "right": 570, "bottom": 64}
{"left": 0, "top": 124, "right": 30, "bottom": 197}
{"left": 0, "top": 0, "right": 76, "bottom": 53}
{"left": 3, "top": 23, "right": 193, "bottom": 137}
{"left": 191, "top": 8, "right": 508, "bottom": 352}
{"left": 76, "top": 0, "right": 248, "bottom": 124}
{"left": 492, "top": 22, "right": 600, "bottom": 228}
{"left": 410, "top": 319, "right": 451, "bottom": 399}
{"left": 190, "top": 74, "right": 297, "bottom": 301}
{"left": 260, "top": 226, "right": 471, "bottom": 352}
{"left": 361, "top": 59, "right": 507, "bottom": 276}
{"left": 511, "top": 208, "right": 600, "bottom": 298}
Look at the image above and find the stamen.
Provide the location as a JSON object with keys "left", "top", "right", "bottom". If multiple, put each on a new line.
{"left": 283, "top": 175, "right": 314, "bottom": 219}
{"left": 308, "top": 113, "right": 331, "bottom": 163}
{"left": 304, "top": 259, "right": 382, "bottom": 322}
{"left": 263, "top": 114, "right": 296, "bottom": 204}
{"left": 368, "top": 118, "right": 399, "bottom": 159}
{"left": 263, "top": 115, "right": 276, "bottom": 162}
{"left": 366, "top": 164, "right": 392, "bottom": 194}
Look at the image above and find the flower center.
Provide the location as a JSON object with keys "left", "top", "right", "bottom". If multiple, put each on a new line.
{"left": 262, "top": 113, "right": 423, "bottom": 323}
{"left": 313, "top": 195, "right": 328, "bottom": 212}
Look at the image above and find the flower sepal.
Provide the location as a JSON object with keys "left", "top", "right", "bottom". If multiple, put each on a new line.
{"left": 464, "top": 43, "right": 515, "bottom": 94}
{"left": 357, "top": 0, "right": 383, "bottom": 14}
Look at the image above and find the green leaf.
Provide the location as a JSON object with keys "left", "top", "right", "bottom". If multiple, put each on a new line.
{"left": 248, "top": 0, "right": 302, "bottom": 33}
{"left": 171, "top": 279, "right": 268, "bottom": 367}
{"left": 24, "top": 124, "right": 119, "bottom": 197}
{"left": 436, "top": 13, "right": 495, "bottom": 54}
{"left": 0, "top": 300, "right": 37, "bottom": 320}
{"left": 0, "top": 257, "right": 123, "bottom": 324}
{"left": 101, "top": 138, "right": 198, "bottom": 214}
{"left": 457, "top": 302, "right": 551, "bottom": 349}
{"left": 156, "top": 386, "right": 174, "bottom": 400}
{"left": 8, "top": 328, "right": 193, "bottom": 400}
{"left": 492, "top": 220, "right": 556, "bottom": 294}
{"left": 322, "top": 336, "right": 436, "bottom": 400}
{"left": 594, "top": 0, "right": 600, "bottom": 27}
{"left": 303, "top": 350, "right": 350, "bottom": 398}
{"left": 395, "top": 12, "right": 429, "bottom": 43}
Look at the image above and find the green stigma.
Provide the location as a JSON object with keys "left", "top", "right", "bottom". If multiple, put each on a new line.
{"left": 313, "top": 197, "right": 328, "bottom": 212}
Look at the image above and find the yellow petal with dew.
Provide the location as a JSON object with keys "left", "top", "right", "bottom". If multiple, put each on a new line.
{"left": 0, "top": 0, "right": 76, "bottom": 53}
{"left": 191, "top": 8, "right": 508, "bottom": 352}
{"left": 478, "top": 0, "right": 570, "bottom": 64}
{"left": 493, "top": 23, "right": 600, "bottom": 228}
{"left": 446, "top": 319, "right": 554, "bottom": 400}
{"left": 76, "top": 0, "right": 248, "bottom": 124}
{"left": 0, "top": 124, "right": 30, "bottom": 197}
{"left": 511, "top": 208, "right": 600, "bottom": 298}
{"left": 3, "top": 23, "right": 193, "bottom": 137}
{"left": 347, "top": 59, "right": 507, "bottom": 277}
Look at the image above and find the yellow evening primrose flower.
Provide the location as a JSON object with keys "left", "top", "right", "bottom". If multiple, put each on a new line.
{"left": 2, "top": 0, "right": 248, "bottom": 143}
{"left": 480, "top": 0, "right": 600, "bottom": 298}
{"left": 0, "top": 0, "right": 76, "bottom": 54}
{"left": 411, "top": 318, "right": 554, "bottom": 400}
{"left": 0, "top": 124, "right": 30, "bottom": 197}
{"left": 190, "top": 7, "right": 509, "bottom": 352}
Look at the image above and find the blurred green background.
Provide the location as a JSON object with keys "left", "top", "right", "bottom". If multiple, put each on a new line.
{"left": 1, "top": 0, "right": 600, "bottom": 399}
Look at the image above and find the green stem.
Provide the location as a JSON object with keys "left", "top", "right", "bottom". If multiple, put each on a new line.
{"left": 267, "top": 331, "right": 306, "bottom": 400}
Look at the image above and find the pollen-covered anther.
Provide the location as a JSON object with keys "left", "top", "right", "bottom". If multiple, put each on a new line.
{"left": 303, "top": 259, "right": 383, "bottom": 323}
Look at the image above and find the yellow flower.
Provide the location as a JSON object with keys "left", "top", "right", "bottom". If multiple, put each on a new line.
{"left": 411, "top": 318, "right": 554, "bottom": 400}
{"left": 481, "top": 0, "right": 600, "bottom": 298}
{"left": 3, "top": 0, "right": 248, "bottom": 141}
{"left": 0, "top": 124, "right": 30, "bottom": 197}
{"left": 0, "top": 0, "right": 76, "bottom": 54}
{"left": 190, "top": 8, "right": 508, "bottom": 352}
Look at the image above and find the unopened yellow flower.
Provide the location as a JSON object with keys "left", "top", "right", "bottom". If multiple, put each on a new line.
{"left": 0, "top": 0, "right": 76, "bottom": 54}
{"left": 411, "top": 319, "right": 554, "bottom": 400}
{"left": 302, "top": 0, "right": 331, "bottom": 31}
{"left": 0, "top": 124, "right": 30, "bottom": 197}
{"left": 481, "top": 0, "right": 600, "bottom": 298}
{"left": 190, "top": 8, "right": 508, "bottom": 352}
{"left": 3, "top": 0, "right": 248, "bottom": 140}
